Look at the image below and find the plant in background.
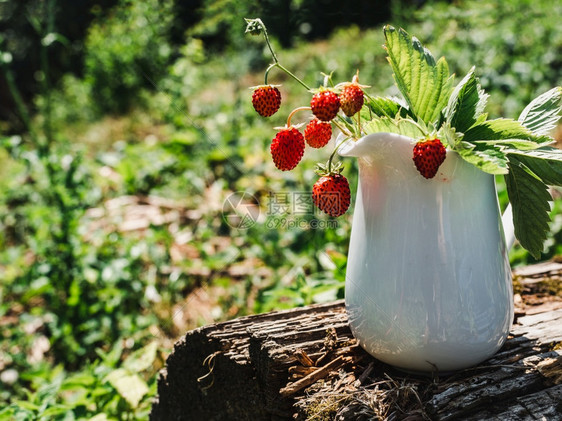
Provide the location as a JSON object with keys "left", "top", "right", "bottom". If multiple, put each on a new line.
{"left": 246, "top": 18, "right": 562, "bottom": 259}
{"left": 0, "top": 3, "right": 186, "bottom": 414}
{"left": 0, "top": 23, "right": 152, "bottom": 368}
{"left": 84, "top": 0, "right": 174, "bottom": 114}
{"left": 0, "top": 340, "right": 160, "bottom": 419}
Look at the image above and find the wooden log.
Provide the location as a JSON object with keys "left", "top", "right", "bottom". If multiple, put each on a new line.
{"left": 150, "top": 262, "right": 562, "bottom": 420}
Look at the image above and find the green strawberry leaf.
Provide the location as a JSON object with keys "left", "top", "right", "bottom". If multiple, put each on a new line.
{"left": 473, "top": 139, "right": 540, "bottom": 150}
{"left": 363, "top": 116, "right": 425, "bottom": 138}
{"left": 383, "top": 25, "right": 454, "bottom": 125}
{"left": 444, "top": 67, "right": 488, "bottom": 133}
{"left": 504, "top": 146, "right": 562, "bottom": 186}
{"left": 456, "top": 141, "right": 509, "bottom": 175}
{"left": 363, "top": 96, "right": 407, "bottom": 119}
{"left": 505, "top": 157, "right": 552, "bottom": 259}
{"left": 123, "top": 341, "right": 158, "bottom": 372}
{"left": 437, "top": 121, "right": 463, "bottom": 149}
{"left": 518, "top": 87, "right": 562, "bottom": 136}
{"left": 463, "top": 118, "right": 552, "bottom": 144}
{"left": 105, "top": 368, "right": 149, "bottom": 408}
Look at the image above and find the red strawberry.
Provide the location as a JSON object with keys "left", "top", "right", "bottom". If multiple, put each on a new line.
{"left": 412, "top": 138, "right": 447, "bottom": 179}
{"left": 270, "top": 127, "right": 305, "bottom": 171}
{"left": 310, "top": 90, "right": 340, "bottom": 121}
{"left": 340, "top": 83, "right": 364, "bottom": 117}
{"left": 252, "top": 85, "right": 281, "bottom": 117}
{"left": 304, "top": 119, "right": 332, "bottom": 148}
{"left": 312, "top": 173, "right": 351, "bottom": 217}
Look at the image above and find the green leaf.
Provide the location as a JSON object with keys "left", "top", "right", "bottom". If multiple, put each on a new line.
{"left": 41, "top": 405, "right": 74, "bottom": 417}
{"left": 61, "top": 372, "right": 97, "bottom": 389}
{"left": 518, "top": 87, "right": 562, "bottom": 136}
{"left": 324, "top": 249, "right": 347, "bottom": 270}
{"left": 473, "top": 139, "right": 540, "bottom": 150}
{"left": 96, "top": 338, "right": 123, "bottom": 367}
{"left": 505, "top": 146, "right": 562, "bottom": 186}
{"left": 105, "top": 368, "right": 149, "bottom": 408}
{"left": 91, "top": 386, "right": 112, "bottom": 398}
{"left": 473, "top": 112, "right": 489, "bottom": 127}
{"left": 456, "top": 142, "right": 509, "bottom": 175}
{"left": 505, "top": 158, "right": 552, "bottom": 259}
{"left": 444, "top": 67, "right": 488, "bottom": 133}
{"left": 90, "top": 414, "right": 111, "bottom": 421}
{"left": 363, "top": 116, "right": 425, "bottom": 138}
{"left": 13, "top": 400, "right": 40, "bottom": 411}
{"left": 123, "top": 341, "right": 158, "bottom": 372}
{"left": 363, "top": 96, "right": 404, "bottom": 119}
{"left": 437, "top": 122, "right": 463, "bottom": 149}
{"left": 463, "top": 118, "right": 552, "bottom": 144}
{"left": 383, "top": 25, "right": 454, "bottom": 124}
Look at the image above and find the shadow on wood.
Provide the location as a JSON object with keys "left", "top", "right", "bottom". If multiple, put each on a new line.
{"left": 150, "top": 261, "right": 562, "bottom": 420}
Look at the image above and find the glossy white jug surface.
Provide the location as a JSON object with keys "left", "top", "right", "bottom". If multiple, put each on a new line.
{"left": 339, "top": 133, "right": 514, "bottom": 372}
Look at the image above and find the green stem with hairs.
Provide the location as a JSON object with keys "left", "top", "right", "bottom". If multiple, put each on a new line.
{"left": 327, "top": 135, "right": 351, "bottom": 174}
{"left": 286, "top": 106, "right": 311, "bottom": 127}
{"left": 332, "top": 119, "right": 353, "bottom": 139}
{"left": 256, "top": 20, "right": 311, "bottom": 90}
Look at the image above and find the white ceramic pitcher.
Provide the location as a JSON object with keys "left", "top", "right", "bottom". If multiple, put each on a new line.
{"left": 339, "top": 132, "right": 514, "bottom": 373}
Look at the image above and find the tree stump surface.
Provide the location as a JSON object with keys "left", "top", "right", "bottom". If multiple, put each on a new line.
{"left": 150, "top": 261, "right": 562, "bottom": 420}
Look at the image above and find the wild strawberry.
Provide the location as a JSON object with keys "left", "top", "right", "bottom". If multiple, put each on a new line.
{"left": 412, "top": 138, "right": 447, "bottom": 179}
{"left": 312, "top": 173, "right": 351, "bottom": 217}
{"left": 310, "top": 89, "right": 340, "bottom": 121}
{"left": 270, "top": 127, "right": 305, "bottom": 171}
{"left": 340, "top": 83, "right": 364, "bottom": 117}
{"left": 252, "top": 85, "right": 281, "bottom": 117}
{"left": 304, "top": 119, "right": 332, "bottom": 148}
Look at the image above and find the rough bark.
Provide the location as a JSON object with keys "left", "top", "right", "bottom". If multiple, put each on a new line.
{"left": 150, "top": 261, "right": 562, "bottom": 421}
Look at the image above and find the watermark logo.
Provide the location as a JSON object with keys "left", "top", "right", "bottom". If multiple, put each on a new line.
{"left": 265, "top": 216, "right": 339, "bottom": 230}
{"left": 222, "top": 191, "right": 342, "bottom": 230}
{"left": 222, "top": 192, "right": 260, "bottom": 229}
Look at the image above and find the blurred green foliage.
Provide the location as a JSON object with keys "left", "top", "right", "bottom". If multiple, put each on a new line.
{"left": 83, "top": 0, "right": 174, "bottom": 114}
{"left": 0, "top": 340, "right": 159, "bottom": 419}
{"left": 411, "top": 0, "right": 562, "bottom": 118}
{"left": 0, "top": 0, "right": 561, "bottom": 417}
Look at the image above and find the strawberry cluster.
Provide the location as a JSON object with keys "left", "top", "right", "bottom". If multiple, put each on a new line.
{"left": 247, "top": 18, "right": 448, "bottom": 219}
{"left": 251, "top": 79, "right": 366, "bottom": 217}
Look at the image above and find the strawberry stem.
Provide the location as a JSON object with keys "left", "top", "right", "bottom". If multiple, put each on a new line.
{"left": 327, "top": 136, "right": 351, "bottom": 174}
{"left": 286, "top": 106, "right": 311, "bottom": 127}
{"left": 253, "top": 19, "right": 311, "bottom": 90}
{"left": 276, "top": 63, "right": 311, "bottom": 90}
{"left": 264, "top": 63, "right": 276, "bottom": 85}
{"left": 320, "top": 72, "right": 337, "bottom": 88}
{"left": 332, "top": 119, "right": 353, "bottom": 139}
{"left": 255, "top": 19, "right": 278, "bottom": 64}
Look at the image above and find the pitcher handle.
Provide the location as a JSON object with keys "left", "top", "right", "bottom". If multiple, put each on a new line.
{"left": 502, "top": 203, "right": 516, "bottom": 251}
